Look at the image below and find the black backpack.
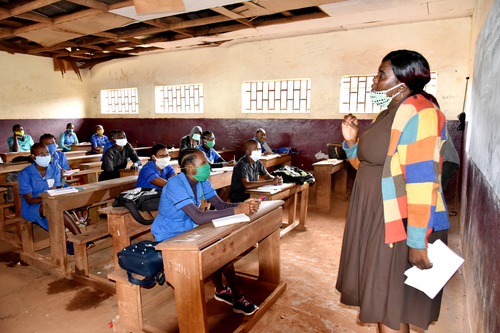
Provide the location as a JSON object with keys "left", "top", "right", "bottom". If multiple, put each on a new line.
{"left": 113, "top": 187, "right": 162, "bottom": 225}
{"left": 117, "top": 240, "right": 165, "bottom": 287}
{"left": 270, "top": 165, "right": 315, "bottom": 185}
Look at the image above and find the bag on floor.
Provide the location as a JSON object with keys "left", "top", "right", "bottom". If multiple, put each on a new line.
{"left": 271, "top": 165, "right": 315, "bottom": 185}
{"left": 117, "top": 240, "right": 165, "bottom": 287}
{"left": 113, "top": 187, "right": 162, "bottom": 225}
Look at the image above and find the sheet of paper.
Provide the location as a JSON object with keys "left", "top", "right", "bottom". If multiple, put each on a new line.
{"left": 63, "top": 169, "right": 80, "bottom": 176}
{"left": 212, "top": 214, "right": 250, "bottom": 227}
{"left": 247, "top": 183, "right": 295, "bottom": 194}
{"left": 259, "top": 154, "right": 281, "bottom": 160}
{"left": 312, "top": 159, "right": 343, "bottom": 166}
{"left": 46, "top": 187, "right": 79, "bottom": 196}
{"left": 404, "top": 239, "right": 464, "bottom": 299}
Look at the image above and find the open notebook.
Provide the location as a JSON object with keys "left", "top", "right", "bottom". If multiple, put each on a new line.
{"left": 212, "top": 214, "right": 250, "bottom": 227}
{"left": 46, "top": 187, "right": 79, "bottom": 196}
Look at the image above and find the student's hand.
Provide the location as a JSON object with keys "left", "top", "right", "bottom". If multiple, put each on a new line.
{"left": 227, "top": 160, "right": 236, "bottom": 166}
{"left": 130, "top": 163, "right": 140, "bottom": 171}
{"left": 342, "top": 113, "right": 359, "bottom": 147}
{"left": 264, "top": 151, "right": 273, "bottom": 156}
{"left": 235, "top": 198, "right": 260, "bottom": 215}
{"left": 271, "top": 176, "right": 283, "bottom": 185}
{"left": 408, "top": 247, "right": 433, "bottom": 270}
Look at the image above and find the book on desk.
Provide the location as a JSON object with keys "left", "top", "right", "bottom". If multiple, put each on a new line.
{"left": 247, "top": 183, "right": 295, "bottom": 194}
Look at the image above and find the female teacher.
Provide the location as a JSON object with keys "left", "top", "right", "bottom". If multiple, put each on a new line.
{"left": 336, "top": 50, "right": 450, "bottom": 332}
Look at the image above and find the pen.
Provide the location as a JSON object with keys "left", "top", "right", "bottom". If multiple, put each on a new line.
{"left": 233, "top": 155, "right": 235, "bottom": 161}
{"left": 258, "top": 196, "right": 267, "bottom": 200}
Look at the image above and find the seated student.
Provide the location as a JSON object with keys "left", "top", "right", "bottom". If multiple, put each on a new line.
{"left": 18, "top": 143, "right": 85, "bottom": 255}
{"left": 40, "top": 133, "right": 70, "bottom": 171}
{"left": 90, "top": 125, "right": 108, "bottom": 154}
{"left": 99, "top": 130, "right": 141, "bottom": 181}
{"left": 254, "top": 128, "right": 273, "bottom": 155}
{"left": 136, "top": 143, "right": 176, "bottom": 189}
{"left": 7, "top": 124, "right": 34, "bottom": 152}
{"left": 199, "top": 130, "right": 235, "bottom": 168}
{"left": 180, "top": 126, "right": 202, "bottom": 150}
{"left": 101, "top": 129, "right": 118, "bottom": 161}
{"left": 229, "top": 139, "right": 283, "bottom": 203}
{"left": 151, "top": 148, "right": 260, "bottom": 315}
{"left": 59, "top": 123, "right": 79, "bottom": 152}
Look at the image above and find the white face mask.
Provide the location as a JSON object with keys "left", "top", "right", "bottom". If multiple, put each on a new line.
{"left": 369, "top": 83, "right": 404, "bottom": 108}
{"left": 155, "top": 156, "right": 171, "bottom": 170}
{"left": 250, "top": 150, "right": 262, "bottom": 161}
{"left": 115, "top": 139, "right": 127, "bottom": 147}
{"left": 35, "top": 155, "right": 51, "bottom": 167}
{"left": 192, "top": 133, "right": 201, "bottom": 141}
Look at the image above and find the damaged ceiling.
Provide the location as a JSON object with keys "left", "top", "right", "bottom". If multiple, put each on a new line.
{"left": 0, "top": 0, "right": 475, "bottom": 69}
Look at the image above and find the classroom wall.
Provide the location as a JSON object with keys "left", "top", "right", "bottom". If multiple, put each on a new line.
{"left": 460, "top": 0, "right": 500, "bottom": 332}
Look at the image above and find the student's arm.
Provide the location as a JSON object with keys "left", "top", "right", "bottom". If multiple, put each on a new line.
{"left": 181, "top": 203, "right": 235, "bottom": 225}
{"left": 23, "top": 192, "right": 42, "bottom": 205}
{"left": 126, "top": 144, "right": 141, "bottom": 170}
{"left": 12, "top": 136, "right": 20, "bottom": 152}
{"left": 150, "top": 177, "right": 167, "bottom": 188}
{"left": 101, "top": 149, "right": 115, "bottom": 172}
{"left": 58, "top": 132, "right": 67, "bottom": 150}
{"left": 241, "top": 162, "right": 281, "bottom": 189}
{"left": 74, "top": 133, "right": 79, "bottom": 145}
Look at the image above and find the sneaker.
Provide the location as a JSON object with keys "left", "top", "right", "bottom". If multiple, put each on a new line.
{"left": 86, "top": 241, "right": 95, "bottom": 249}
{"left": 66, "top": 241, "right": 74, "bottom": 256}
{"left": 214, "top": 286, "right": 233, "bottom": 305}
{"left": 233, "top": 296, "right": 259, "bottom": 315}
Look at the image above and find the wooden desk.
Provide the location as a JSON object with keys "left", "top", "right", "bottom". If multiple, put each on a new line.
{"left": 133, "top": 146, "right": 153, "bottom": 156}
{"left": 0, "top": 162, "right": 29, "bottom": 183}
{"left": 67, "top": 154, "right": 103, "bottom": 169}
{"left": 71, "top": 143, "right": 92, "bottom": 152}
{"left": 153, "top": 200, "right": 286, "bottom": 333}
{"left": 216, "top": 149, "right": 237, "bottom": 162}
{"left": 0, "top": 151, "right": 30, "bottom": 163}
{"left": 249, "top": 183, "right": 309, "bottom": 235}
{"left": 63, "top": 151, "right": 87, "bottom": 158}
{"left": 260, "top": 154, "right": 292, "bottom": 170}
{"left": 312, "top": 160, "right": 348, "bottom": 213}
{"left": 169, "top": 148, "right": 180, "bottom": 159}
{"left": 38, "top": 176, "right": 138, "bottom": 274}
{"left": 64, "top": 169, "right": 101, "bottom": 185}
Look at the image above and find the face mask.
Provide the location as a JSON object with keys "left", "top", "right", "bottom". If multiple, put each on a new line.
{"left": 115, "top": 139, "right": 127, "bottom": 147}
{"left": 15, "top": 130, "right": 24, "bottom": 137}
{"left": 205, "top": 140, "right": 215, "bottom": 149}
{"left": 192, "top": 163, "right": 211, "bottom": 182}
{"left": 155, "top": 156, "right": 171, "bottom": 170}
{"left": 97, "top": 130, "right": 104, "bottom": 136}
{"left": 35, "top": 155, "right": 51, "bottom": 167}
{"left": 192, "top": 133, "right": 201, "bottom": 141}
{"left": 250, "top": 150, "right": 262, "bottom": 161}
{"left": 369, "top": 83, "right": 404, "bottom": 108}
{"left": 67, "top": 129, "right": 74, "bottom": 133}
{"left": 46, "top": 144, "right": 57, "bottom": 155}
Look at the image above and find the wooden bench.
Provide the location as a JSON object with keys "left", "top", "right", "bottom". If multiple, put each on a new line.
{"left": 71, "top": 143, "right": 92, "bottom": 152}
{"left": 0, "top": 151, "right": 31, "bottom": 163}
{"left": 259, "top": 154, "right": 292, "bottom": 171}
{"left": 109, "top": 200, "right": 286, "bottom": 333}
{"left": 16, "top": 217, "right": 50, "bottom": 257}
{"left": 249, "top": 182, "right": 309, "bottom": 236}
{"left": 312, "top": 159, "right": 348, "bottom": 212}
{"left": 66, "top": 154, "right": 103, "bottom": 169}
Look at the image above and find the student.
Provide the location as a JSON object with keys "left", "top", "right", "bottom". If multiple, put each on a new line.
{"left": 101, "top": 129, "right": 118, "bottom": 161}
{"left": 59, "top": 123, "right": 79, "bottom": 152}
{"left": 199, "top": 130, "right": 235, "bottom": 168}
{"left": 180, "top": 126, "right": 202, "bottom": 150}
{"left": 7, "top": 124, "right": 34, "bottom": 152}
{"left": 90, "top": 125, "right": 108, "bottom": 154}
{"left": 40, "top": 133, "right": 70, "bottom": 171}
{"left": 254, "top": 128, "right": 273, "bottom": 155}
{"left": 136, "top": 143, "right": 176, "bottom": 189}
{"left": 229, "top": 139, "right": 282, "bottom": 203}
{"left": 151, "top": 148, "right": 260, "bottom": 315}
{"left": 99, "top": 130, "right": 141, "bottom": 181}
{"left": 18, "top": 143, "right": 84, "bottom": 255}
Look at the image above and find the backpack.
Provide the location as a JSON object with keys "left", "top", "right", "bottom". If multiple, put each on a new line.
{"left": 113, "top": 187, "right": 162, "bottom": 225}
{"left": 270, "top": 165, "right": 315, "bottom": 185}
{"left": 117, "top": 240, "right": 165, "bottom": 287}
{"left": 327, "top": 143, "right": 347, "bottom": 160}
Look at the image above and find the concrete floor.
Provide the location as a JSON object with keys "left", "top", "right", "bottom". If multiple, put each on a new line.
{"left": 0, "top": 195, "right": 469, "bottom": 332}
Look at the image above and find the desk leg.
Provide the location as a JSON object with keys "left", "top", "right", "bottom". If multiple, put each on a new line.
{"left": 45, "top": 200, "right": 68, "bottom": 273}
{"left": 297, "top": 184, "right": 309, "bottom": 231}
{"left": 287, "top": 193, "right": 297, "bottom": 226}
{"left": 258, "top": 229, "right": 280, "bottom": 284}
{"left": 315, "top": 166, "right": 331, "bottom": 213}
{"left": 108, "top": 214, "right": 131, "bottom": 269}
{"left": 333, "top": 167, "right": 348, "bottom": 199}
{"left": 164, "top": 251, "right": 208, "bottom": 333}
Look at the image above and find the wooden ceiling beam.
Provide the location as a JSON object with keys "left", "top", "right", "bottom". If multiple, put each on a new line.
{"left": 117, "top": 26, "right": 167, "bottom": 39}
{"left": 108, "top": 0, "right": 134, "bottom": 11}
{"left": 0, "top": 0, "right": 60, "bottom": 20}
{"left": 15, "top": 12, "right": 52, "bottom": 24}
{"left": 0, "top": 39, "right": 27, "bottom": 53}
{"left": 148, "top": 19, "right": 194, "bottom": 37}
{"left": 27, "top": 41, "right": 77, "bottom": 54}
{"left": 211, "top": 7, "right": 254, "bottom": 27}
{"left": 65, "top": 0, "right": 110, "bottom": 11}
{"left": 52, "top": 8, "right": 103, "bottom": 24}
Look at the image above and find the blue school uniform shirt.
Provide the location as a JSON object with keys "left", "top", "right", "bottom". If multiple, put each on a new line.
{"left": 136, "top": 160, "right": 176, "bottom": 190}
{"left": 90, "top": 133, "right": 108, "bottom": 154}
{"left": 59, "top": 131, "right": 79, "bottom": 151}
{"left": 151, "top": 172, "right": 216, "bottom": 242}
{"left": 18, "top": 163, "right": 61, "bottom": 230}
{"left": 52, "top": 150, "right": 70, "bottom": 170}
{"left": 198, "top": 146, "right": 222, "bottom": 163}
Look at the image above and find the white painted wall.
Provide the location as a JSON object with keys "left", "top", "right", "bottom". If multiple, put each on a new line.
{"left": 89, "top": 17, "right": 471, "bottom": 120}
{"left": 0, "top": 53, "right": 88, "bottom": 119}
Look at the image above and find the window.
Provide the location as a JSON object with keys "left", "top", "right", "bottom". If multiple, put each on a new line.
{"left": 242, "top": 79, "right": 311, "bottom": 113}
{"left": 100, "top": 88, "right": 139, "bottom": 114}
{"left": 155, "top": 84, "right": 203, "bottom": 113}
{"left": 339, "top": 72, "right": 438, "bottom": 113}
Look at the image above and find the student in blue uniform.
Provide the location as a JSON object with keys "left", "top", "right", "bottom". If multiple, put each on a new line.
{"left": 254, "top": 128, "right": 273, "bottom": 155}
{"left": 199, "top": 130, "right": 235, "bottom": 168}
{"left": 18, "top": 143, "right": 83, "bottom": 254}
{"left": 40, "top": 133, "right": 70, "bottom": 171}
{"left": 151, "top": 148, "right": 261, "bottom": 315}
{"left": 90, "top": 125, "right": 108, "bottom": 154}
{"left": 59, "top": 123, "right": 79, "bottom": 152}
{"left": 7, "top": 124, "right": 34, "bottom": 152}
{"left": 136, "top": 143, "right": 176, "bottom": 189}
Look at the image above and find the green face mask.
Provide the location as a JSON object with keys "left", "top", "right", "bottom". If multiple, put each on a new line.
{"left": 205, "top": 140, "right": 215, "bottom": 149}
{"left": 192, "top": 163, "right": 211, "bottom": 182}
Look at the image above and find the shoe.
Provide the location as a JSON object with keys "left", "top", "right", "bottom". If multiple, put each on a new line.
{"left": 86, "top": 241, "right": 95, "bottom": 249}
{"left": 214, "top": 286, "right": 233, "bottom": 305}
{"left": 233, "top": 296, "right": 259, "bottom": 315}
{"left": 66, "top": 241, "right": 74, "bottom": 256}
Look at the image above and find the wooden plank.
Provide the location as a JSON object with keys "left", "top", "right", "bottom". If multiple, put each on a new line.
{"left": 66, "top": 0, "right": 110, "bottom": 11}
{"left": 0, "top": 0, "right": 60, "bottom": 20}
{"left": 133, "top": 0, "right": 185, "bottom": 14}
{"left": 211, "top": 7, "right": 254, "bottom": 27}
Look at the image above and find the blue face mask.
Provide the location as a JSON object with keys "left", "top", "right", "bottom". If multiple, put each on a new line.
{"left": 46, "top": 144, "right": 57, "bottom": 155}
{"left": 67, "top": 129, "right": 74, "bottom": 133}
{"left": 35, "top": 155, "right": 51, "bottom": 167}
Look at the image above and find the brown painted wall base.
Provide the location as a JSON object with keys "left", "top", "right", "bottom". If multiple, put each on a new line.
{"left": 460, "top": 155, "right": 500, "bottom": 333}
